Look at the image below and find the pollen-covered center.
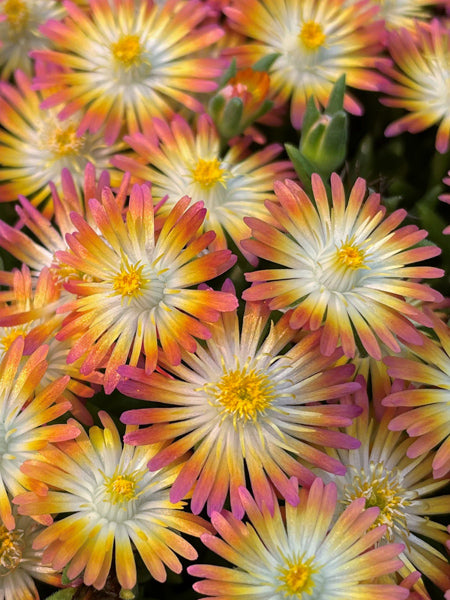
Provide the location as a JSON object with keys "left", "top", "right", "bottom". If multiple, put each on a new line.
{"left": 191, "top": 158, "right": 228, "bottom": 189}
{"left": 104, "top": 473, "right": 138, "bottom": 504}
{"left": 3, "top": 0, "right": 29, "bottom": 31}
{"left": 0, "top": 327, "right": 29, "bottom": 354}
{"left": 337, "top": 241, "right": 366, "bottom": 270}
{"left": 277, "top": 555, "right": 317, "bottom": 597}
{"left": 113, "top": 260, "right": 148, "bottom": 300}
{"left": 299, "top": 20, "right": 326, "bottom": 50}
{"left": 112, "top": 34, "right": 144, "bottom": 67}
{"left": 210, "top": 365, "right": 275, "bottom": 423}
{"left": 0, "top": 526, "right": 25, "bottom": 575}
{"left": 38, "top": 120, "right": 86, "bottom": 158}
{"left": 343, "top": 462, "right": 411, "bottom": 541}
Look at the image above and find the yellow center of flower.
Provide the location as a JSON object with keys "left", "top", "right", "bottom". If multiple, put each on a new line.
{"left": 344, "top": 462, "right": 411, "bottom": 541}
{"left": 211, "top": 366, "right": 274, "bottom": 423}
{"left": 105, "top": 474, "right": 137, "bottom": 504}
{"left": 299, "top": 20, "right": 326, "bottom": 50}
{"left": 337, "top": 241, "right": 366, "bottom": 270}
{"left": 113, "top": 260, "right": 148, "bottom": 300}
{"left": 0, "top": 327, "right": 29, "bottom": 353}
{"left": 277, "top": 555, "right": 316, "bottom": 597}
{"left": 3, "top": 0, "right": 29, "bottom": 31}
{"left": 0, "top": 526, "right": 25, "bottom": 575}
{"left": 38, "top": 121, "right": 86, "bottom": 158}
{"left": 191, "top": 158, "right": 228, "bottom": 189}
{"left": 112, "top": 34, "right": 144, "bottom": 67}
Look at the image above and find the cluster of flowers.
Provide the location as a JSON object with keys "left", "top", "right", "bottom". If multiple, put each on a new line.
{"left": 0, "top": 0, "right": 449, "bottom": 599}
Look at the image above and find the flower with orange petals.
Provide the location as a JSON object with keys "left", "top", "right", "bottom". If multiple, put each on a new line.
{"left": 0, "top": 70, "right": 123, "bottom": 211}
{"left": 383, "top": 310, "right": 450, "bottom": 479}
{"left": 188, "top": 477, "right": 410, "bottom": 600}
{"left": 0, "top": 164, "right": 127, "bottom": 279}
{"left": 0, "top": 0, "right": 65, "bottom": 79}
{"left": 0, "top": 265, "right": 98, "bottom": 424}
{"left": 321, "top": 378, "right": 450, "bottom": 596}
{"left": 55, "top": 183, "right": 237, "bottom": 393}
{"left": 119, "top": 283, "right": 361, "bottom": 518}
{"left": 113, "top": 114, "right": 292, "bottom": 263}
{"left": 0, "top": 337, "right": 79, "bottom": 530}
{"left": 223, "top": 0, "right": 388, "bottom": 127}
{"left": 243, "top": 174, "right": 443, "bottom": 360}
{"left": 32, "top": 0, "right": 224, "bottom": 144}
{"left": 15, "top": 412, "right": 209, "bottom": 592}
{"left": 346, "top": 0, "right": 443, "bottom": 30}
{"left": 0, "top": 510, "right": 61, "bottom": 600}
{"left": 382, "top": 19, "right": 450, "bottom": 153}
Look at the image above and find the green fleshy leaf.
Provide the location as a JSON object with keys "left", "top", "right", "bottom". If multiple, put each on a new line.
{"left": 301, "top": 96, "right": 321, "bottom": 138}
{"left": 253, "top": 53, "right": 280, "bottom": 72}
{"left": 326, "top": 74, "right": 346, "bottom": 114}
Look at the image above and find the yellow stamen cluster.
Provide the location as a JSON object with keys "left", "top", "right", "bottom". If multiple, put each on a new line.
{"left": 191, "top": 158, "right": 228, "bottom": 189}
{"left": 112, "top": 34, "right": 144, "bottom": 67}
{"left": 0, "top": 526, "right": 25, "bottom": 575}
{"left": 2, "top": 0, "right": 29, "bottom": 31}
{"left": 299, "top": 20, "right": 326, "bottom": 50}
{"left": 277, "top": 555, "right": 317, "bottom": 596}
{"left": 38, "top": 122, "right": 86, "bottom": 157}
{"left": 104, "top": 474, "right": 138, "bottom": 504}
{"left": 337, "top": 241, "right": 366, "bottom": 270}
{"left": 211, "top": 365, "right": 274, "bottom": 424}
{"left": 344, "top": 463, "right": 410, "bottom": 541}
{"left": 0, "top": 327, "right": 29, "bottom": 353}
{"left": 113, "top": 260, "right": 148, "bottom": 300}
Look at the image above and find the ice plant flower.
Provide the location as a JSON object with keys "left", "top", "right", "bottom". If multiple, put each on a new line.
{"left": 0, "top": 164, "right": 127, "bottom": 280}
{"left": 242, "top": 173, "right": 444, "bottom": 360}
{"left": 32, "top": 0, "right": 224, "bottom": 144}
{"left": 113, "top": 114, "right": 292, "bottom": 264}
{"left": 223, "top": 0, "right": 388, "bottom": 127}
{"left": 383, "top": 310, "right": 450, "bottom": 479}
{"left": 188, "top": 477, "right": 410, "bottom": 600}
{"left": 382, "top": 19, "right": 450, "bottom": 153}
{"left": 0, "top": 70, "right": 124, "bottom": 211}
{"left": 321, "top": 378, "right": 450, "bottom": 596}
{"left": 0, "top": 336, "right": 79, "bottom": 530}
{"left": 0, "top": 265, "right": 98, "bottom": 425}
{"left": 345, "top": 0, "right": 442, "bottom": 30}
{"left": 120, "top": 284, "right": 361, "bottom": 518}
{"left": 15, "top": 411, "right": 210, "bottom": 592}
{"left": 0, "top": 510, "right": 62, "bottom": 600}
{"left": 55, "top": 183, "right": 237, "bottom": 393}
{"left": 0, "top": 0, "right": 65, "bottom": 79}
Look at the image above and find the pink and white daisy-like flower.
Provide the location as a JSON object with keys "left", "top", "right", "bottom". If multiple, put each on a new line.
{"left": 345, "top": 0, "right": 444, "bottom": 30}
{"left": 383, "top": 310, "right": 450, "bottom": 479}
{"left": 15, "top": 411, "right": 210, "bottom": 592}
{"left": 382, "top": 19, "right": 450, "bottom": 153}
{"left": 243, "top": 174, "right": 443, "bottom": 360}
{"left": 120, "top": 284, "right": 361, "bottom": 518}
{"left": 55, "top": 183, "right": 237, "bottom": 393}
{"left": 0, "top": 265, "right": 98, "bottom": 424}
{"left": 0, "top": 510, "right": 62, "bottom": 600}
{"left": 0, "top": 0, "right": 65, "bottom": 79}
{"left": 320, "top": 378, "right": 450, "bottom": 596}
{"left": 0, "top": 70, "right": 124, "bottom": 211}
{"left": 188, "top": 477, "right": 410, "bottom": 600}
{"left": 32, "top": 0, "right": 224, "bottom": 144}
{"left": 0, "top": 164, "right": 127, "bottom": 280}
{"left": 113, "top": 114, "right": 293, "bottom": 263}
{"left": 0, "top": 336, "right": 79, "bottom": 530}
{"left": 223, "top": 0, "right": 389, "bottom": 127}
